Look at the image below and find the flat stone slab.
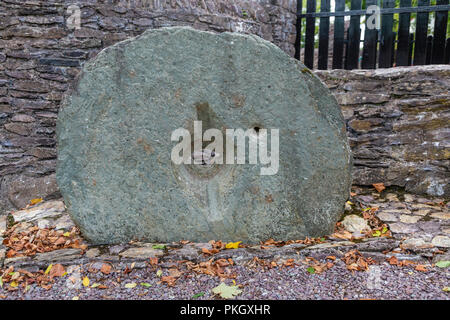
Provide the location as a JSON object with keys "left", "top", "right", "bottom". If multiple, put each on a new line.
{"left": 57, "top": 27, "right": 351, "bottom": 244}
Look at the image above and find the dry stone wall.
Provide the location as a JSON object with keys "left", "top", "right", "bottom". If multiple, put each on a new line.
{"left": 316, "top": 66, "right": 450, "bottom": 198}
{"left": 0, "top": 0, "right": 448, "bottom": 213}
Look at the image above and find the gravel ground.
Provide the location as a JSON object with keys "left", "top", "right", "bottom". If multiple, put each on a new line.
{"left": 1, "top": 260, "right": 449, "bottom": 300}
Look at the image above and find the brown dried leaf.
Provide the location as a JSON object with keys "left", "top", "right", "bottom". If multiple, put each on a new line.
{"left": 100, "top": 264, "right": 112, "bottom": 275}
{"left": 372, "top": 183, "right": 385, "bottom": 193}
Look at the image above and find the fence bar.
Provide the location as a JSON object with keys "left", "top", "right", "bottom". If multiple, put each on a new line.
{"left": 304, "top": 0, "right": 316, "bottom": 69}
{"left": 379, "top": 0, "right": 396, "bottom": 68}
{"left": 426, "top": 35, "right": 433, "bottom": 64}
{"left": 414, "top": 0, "right": 431, "bottom": 65}
{"left": 297, "top": 4, "right": 450, "bottom": 17}
{"left": 392, "top": 32, "right": 397, "bottom": 66}
{"left": 431, "top": 0, "right": 449, "bottom": 64}
{"left": 332, "top": 0, "right": 346, "bottom": 69}
{"left": 346, "top": 0, "right": 362, "bottom": 70}
{"left": 362, "top": 0, "right": 379, "bottom": 69}
{"left": 318, "top": 0, "right": 331, "bottom": 70}
{"left": 294, "top": 0, "right": 302, "bottom": 60}
{"left": 397, "top": 0, "right": 412, "bottom": 66}
{"left": 446, "top": 38, "right": 450, "bottom": 63}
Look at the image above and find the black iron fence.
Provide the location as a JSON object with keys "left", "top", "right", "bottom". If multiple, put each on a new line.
{"left": 294, "top": 0, "right": 450, "bottom": 69}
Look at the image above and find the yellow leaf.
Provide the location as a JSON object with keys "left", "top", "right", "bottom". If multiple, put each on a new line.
{"left": 72, "top": 296, "right": 79, "bottom": 300}
{"left": 226, "top": 241, "right": 242, "bottom": 249}
{"left": 10, "top": 281, "right": 18, "bottom": 288}
{"left": 82, "top": 276, "right": 90, "bottom": 287}
{"left": 156, "top": 269, "right": 163, "bottom": 277}
{"left": 45, "top": 264, "right": 53, "bottom": 275}
{"left": 63, "top": 232, "right": 71, "bottom": 237}
{"left": 125, "top": 282, "right": 137, "bottom": 289}
{"left": 443, "top": 287, "right": 450, "bottom": 292}
{"left": 30, "top": 198, "right": 43, "bottom": 205}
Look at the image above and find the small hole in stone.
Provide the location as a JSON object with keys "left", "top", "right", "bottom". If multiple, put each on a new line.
{"left": 253, "top": 126, "right": 260, "bottom": 133}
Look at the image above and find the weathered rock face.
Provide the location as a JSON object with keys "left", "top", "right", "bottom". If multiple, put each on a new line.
{"left": 56, "top": 27, "right": 352, "bottom": 244}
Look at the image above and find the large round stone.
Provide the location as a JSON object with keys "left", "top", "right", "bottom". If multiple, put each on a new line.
{"left": 57, "top": 27, "right": 352, "bottom": 244}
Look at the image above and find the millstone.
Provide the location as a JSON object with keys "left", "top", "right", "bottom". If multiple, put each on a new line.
{"left": 56, "top": 27, "right": 352, "bottom": 245}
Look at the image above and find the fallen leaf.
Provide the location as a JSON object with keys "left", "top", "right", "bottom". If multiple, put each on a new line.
{"left": 72, "top": 296, "right": 79, "bottom": 300}
{"left": 82, "top": 276, "right": 90, "bottom": 287}
{"left": 124, "top": 282, "right": 137, "bottom": 289}
{"left": 387, "top": 256, "right": 399, "bottom": 265}
{"left": 156, "top": 269, "right": 163, "bottom": 277}
{"left": 211, "top": 282, "right": 242, "bottom": 299}
{"left": 168, "top": 268, "right": 183, "bottom": 278}
{"left": 415, "top": 264, "right": 428, "bottom": 272}
{"left": 443, "top": 287, "right": 450, "bottom": 292}
{"left": 140, "top": 282, "right": 152, "bottom": 288}
{"left": 192, "top": 292, "right": 205, "bottom": 299}
{"left": 161, "top": 276, "right": 177, "bottom": 287}
{"left": 372, "top": 230, "right": 382, "bottom": 237}
{"left": 331, "top": 230, "right": 353, "bottom": 240}
{"left": 44, "top": 264, "right": 53, "bottom": 275}
{"left": 100, "top": 264, "right": 112, "bottom": 275}
{"left": 49, "top": 264, "right": 65, "bottom": 278}
{"left": 30, "top": 198, "right": 43, "bottom": 205}
{"left": 306, "top": 266, "right": 315, "bottom": 274}
{"left": 225, "top": 241, "right": 242, "bottom": 249}
{"left": 435, "top": 261, "right": 450, "bottom": 268}
{"left": 372, "top": 183, "right": 385, "bottom": 193}
{"left": 152, "top": 244, "right": 166, "bottom": 250}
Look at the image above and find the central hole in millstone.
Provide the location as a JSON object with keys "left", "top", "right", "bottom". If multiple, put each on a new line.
{"left": 183, "top": 102, "right": 224, "bottom": 179}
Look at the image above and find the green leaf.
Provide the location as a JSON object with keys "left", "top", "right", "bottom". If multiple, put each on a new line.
{"left": 192, "top": 292, "right": 205, "bottom": 299}
{"left": 307, "top": 266, "right": 315, "bottom": 274}
{"left": 372, "top": 230, "right": 381, "bottom": 237}
{"left": 0, "top": 276, "right": 3, "bottom": 288}
{"left": 443, "top": 287, "right": 450, "bottom": 292}
{"left": 436, "top": 261, "right": 450, "bottom": 268}
{"left": 211, "top": 283, "right": 242, "bottom": 299}
{"left": 140, "top": 282, "right": 152, "bottom": 288}
{"left": 91, "top": 283, "right": 101, "bottom": 288}
{"left": 152, "top": 244, "right": 166, "bottom": 250}
{"left": 382, "top": 227, "right": 388, "bottom": 234}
